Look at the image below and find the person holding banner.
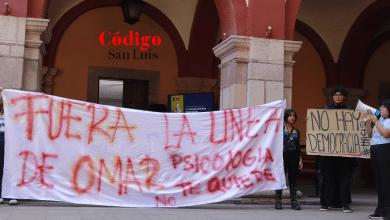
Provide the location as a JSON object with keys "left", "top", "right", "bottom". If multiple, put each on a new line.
{"left": 275, "top": 109, "right": 303, "bottom": 210}
{"left": 317, "top": 85, "right": 357, "bottom": 213}
{"left": 0, "top": 89, "right": 17, "bottom": 205}
{"left": 364, "top": 99, "right": 390, "bottom": 219}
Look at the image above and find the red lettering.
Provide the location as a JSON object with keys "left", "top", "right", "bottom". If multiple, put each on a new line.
{"left": 174, "top": 182, "right": 201, "bottom": 197}
{"left": 232, "top": 175, "right": 243, "bottom": 189}
{"left": 152, "top": 36, "right": 161, "bottom": 46}
{"left": 170, "top": 115, "right": 197, "bottom": 149}
{"left": 222, "top": 177, "right": 233, "bottom": 190}
{"left": 239, "top": 175, "right": 254, "bottom": 188}
{"left": 264, "top": 168, "right": 276, "bottom": 181}
{"left": 164, "top": 114, "right": 175, "bottom": 149}
{"left": 17, "top": 151, "right": 38, "bottom": 187}
{"left": 246, "top": 107, "right": 260, "bottom": 138}
{"left": 226, "top": 150, "right": 242, "bottom": 171}
{"left": 207, "top": 177, "right": 221, "bottom": 193}
{"left": 170, "top": 154, "right": 182, "bottom": 169}
{"left": 38, "top": 153, "right": 58, "bottom": 189}
{"left": 209, "top": 111, "right": 228, "bottom": 144}
{"left": 243, "top": 149, "right": 256, "bottom": 166}
{"left": 11, "top": 94, "right": 50, "bottom": 141}
{"left": 155, "top": 195, "right": 176, "bottom": 207}
{"left": 112, "top": 32, "right": 121, "bottom": 45}
{"left": 87, "top": 104, "right": 110, "bottom": 144}
{"left": 123, "top": 158, "right": 143, "bottom": 193}
{"left": 183, "top": 155, "right": 194, "bottom": 171}
{"left": 48, "top": 99, "right": 63, "bottom": 140}
{"left": 99, "top": 31, "right": 111, "bottom": 46}
{"left": 264, "top": 107, "right": 281, "bottom": 133}
{"left": 17, "top": 151, "right": 58, "bottom": 189}
{"left": 99, "top": 31, "right": 161, "bottom": 49}
{"left": 140, "top": 36, "right": 151, "bottom": 50}
{"left": 229, "top": 109, "right": 243, "bottom": 142}
{"left": 174, "top": 181, "right": 192, "bottom": 197}
{"left": 189, "top": 183, "right": 201, "bottom": 195}
{"left": 108, "top": 109, "right": 137, "bottom": 143}
{"left": 63, "top": 101, "right": 84, "bottom": 140}
{"left": 250, "top": 170, "right": 263, "bottom": 183}
{"left": 264, "top": 148, "right": 274, "bottom": 163}
{"left": 98, "top": 157, "right": 123, "bottom": 195}
{"left": 72, "top": 155, "right": 95, "bottom": 194}
{"left": 139, "top": 155, "right": 163, "bottom": 190}
{"left": 200, "top": 156, "right": 209, "bottom": 174}
{"left": 212, "top": 153, "right": 224, "bottom": 171}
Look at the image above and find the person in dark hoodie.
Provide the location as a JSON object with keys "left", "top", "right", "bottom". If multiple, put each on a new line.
{"left": 317, "top": 85, "right": 358, "bottom": 213}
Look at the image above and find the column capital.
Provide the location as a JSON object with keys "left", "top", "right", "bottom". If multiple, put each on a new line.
{"left": 25, "top": 18, "right": 51, "bottom": 50}
{"left": 213, "top": 35, "right": 251, "bottom": 66}
{"left": 284, "top": 40, "right": 302, "bottom": 67}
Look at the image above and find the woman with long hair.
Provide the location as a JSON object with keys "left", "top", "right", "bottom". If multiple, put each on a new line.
{"left": 275, "top": 109, "right": 303, "bottom": 210}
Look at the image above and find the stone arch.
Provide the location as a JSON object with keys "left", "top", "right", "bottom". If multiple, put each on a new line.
{"left": 294, "top": 20, "right": 336, "bottom": 87}
{"left": 361, "top": 30, "right": 390, "bottom": 83}
{"left": 44, "top": 0, "right": 187, "bottom": 77}
{"left": 338, "top": 0, "right": 390, "bottom": 88}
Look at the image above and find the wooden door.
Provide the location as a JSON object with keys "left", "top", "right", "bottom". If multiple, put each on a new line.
{"left": 122, "top": 80, "right": 149, "bottom": 110}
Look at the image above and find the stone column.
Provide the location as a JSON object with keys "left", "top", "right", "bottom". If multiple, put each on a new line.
{"left": 24, "top": 18, "right": 52, "bottom": 92}
{"left": 213, "top": 36, "right": 303, "bottom": 199}
{"left": 213, "top": 35, "right": 302, "bottom": 110}
{"left": 0, "top": 16, "right": 26, "bottom": 89}
{"left": 0, "top": 16, "right": 51, "bottom": 91}
{"left": 213, "top": 36, "right": 250, "bottom": 110}
{"left": 284, "top": 40, "right": 302, "bottom": 109}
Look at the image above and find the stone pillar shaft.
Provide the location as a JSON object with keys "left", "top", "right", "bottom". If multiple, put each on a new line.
{"left": 0, "top": 16, "right": 51, "bottom": 91}
{"left": 284, "top": 40, "right": 303, "bottom": 109}
{"left": 24, "top": 18, "right": 51, "bottom": 92}
{"left": 213, "top": 36, "right": 302, "bottom": 110}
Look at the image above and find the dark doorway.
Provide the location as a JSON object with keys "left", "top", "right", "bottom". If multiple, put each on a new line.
{"left": 98, "top": 78, "right": 149, "bottom": 110}
{"left": 123, "top": 79, "right": 149, "bottom": 110}
{"left": 88, "top": 66, "right": 160, "bottom": 107}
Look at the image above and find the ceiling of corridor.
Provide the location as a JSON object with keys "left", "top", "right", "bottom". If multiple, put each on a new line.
{"left": 47, "top": 0, "right": 388, "bottom": 62}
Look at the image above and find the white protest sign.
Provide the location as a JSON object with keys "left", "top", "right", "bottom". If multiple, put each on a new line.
{"left": 2, "top": 89, "right": 286, "bottom": 207}
{"left": 306, "top": 109, "right": 371, "bottom": 158}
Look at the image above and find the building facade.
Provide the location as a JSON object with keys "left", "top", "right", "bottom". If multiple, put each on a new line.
{"left": 1, "top": 0, "right": 390, "bottom": 185}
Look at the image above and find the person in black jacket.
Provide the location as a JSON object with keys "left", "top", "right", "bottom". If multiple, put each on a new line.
{"left": 275, "top": 109, "right": 303, "bottom": 210}
{"left": 317, "top": 85, "right": 357, "bottom": 213}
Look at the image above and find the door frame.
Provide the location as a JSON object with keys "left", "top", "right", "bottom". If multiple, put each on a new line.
{"left": 87, "top": 66, "right": 160, "bottom": 105}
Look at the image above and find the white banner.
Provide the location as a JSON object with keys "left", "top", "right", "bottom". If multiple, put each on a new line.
{"left": 2, "top": 89, "right": 286, "bottom": 207}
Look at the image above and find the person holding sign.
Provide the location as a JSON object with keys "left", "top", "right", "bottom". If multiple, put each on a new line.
{"left": 317, "top": 85, "right": 357, "bottom": 213}
{"left": 275, "top": 109, "right": 303, "bottom": 210}
{"left": 364, "top": 99, "right": 390, "bottom": 219}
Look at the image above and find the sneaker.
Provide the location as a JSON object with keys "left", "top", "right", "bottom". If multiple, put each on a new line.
{"left": 320, "top": 205, "right": 329, "bottom": 211}
{"left": 343, "top": 205, "right": 352, "bottom": 213}
{"left": 0, "top": 198, "right": 3, "bottom": 203}
{"left": 8, "top": 199, "right": 17, "bottom": 205}
{"left": 369, "top": 214, "right": 384, "bottom": 219}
